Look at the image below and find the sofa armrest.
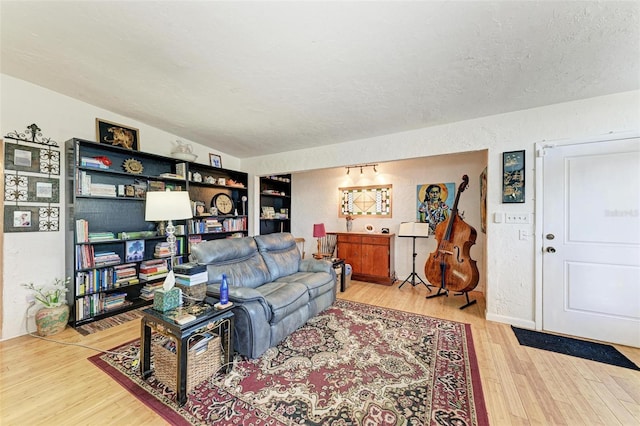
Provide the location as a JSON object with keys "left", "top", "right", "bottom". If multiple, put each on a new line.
{"left": 207, "top": 284, "right": 272, "bottom": 322}
{"left": 299, "top": 258, "right": 332, "bottom": 273}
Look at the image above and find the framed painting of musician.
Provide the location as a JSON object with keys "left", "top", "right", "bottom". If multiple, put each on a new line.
{"left": 502, "top": 150, "right": 525, "bottom": 203}
{"left": 417, "top": 182, "right": 455, "bottom": 234}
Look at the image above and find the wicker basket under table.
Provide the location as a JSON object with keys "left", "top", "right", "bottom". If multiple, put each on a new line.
{"left": 153, "top": 334, "right": 222, "bottom": 393}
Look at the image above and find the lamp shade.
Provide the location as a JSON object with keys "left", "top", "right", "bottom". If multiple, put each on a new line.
{"left": 313, "top": 223, "right": 326, "bottom": 238}
{"left": 398, "top": 222, "right": 430, "bottom": 237}
{"left": 145, "top": 190, "right": 193, "bottom": 221}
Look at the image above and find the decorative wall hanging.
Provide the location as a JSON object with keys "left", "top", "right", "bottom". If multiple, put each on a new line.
{"left": 479, "top": 167, "right": 488, "bottom": 233}
{"left": 3, "top": 124, "right": 61, "bottom": 232}
{"left": 339, "top": 185, "right": 392, "bottom": 218}
{"left": 96, "top": 118, "right": 139, "bottom": 151}
{"left": 416, "top": 182, "right": 455, "bottom": 234}
{"left": 502, "top": 150, "right": 525, "bottom": 203}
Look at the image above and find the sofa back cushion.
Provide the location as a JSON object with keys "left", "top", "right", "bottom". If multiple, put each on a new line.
{"left": 190, "top": 237, "right": 271, "bottom": 289}
{"left": 254, "top": 233, "right": 301, "bottom": 281}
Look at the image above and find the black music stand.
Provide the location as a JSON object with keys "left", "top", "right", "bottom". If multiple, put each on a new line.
{"left": 397, "top": 222, "right": 432, "bottom": 291}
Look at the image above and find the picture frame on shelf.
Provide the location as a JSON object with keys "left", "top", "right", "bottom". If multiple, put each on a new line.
{"left": 95, "top": 118, "right": 139, "bottom": 151}
{"left": 209, "top": 153, "right": 222, "bottom": 168}
{"left": 502, "top": 150, "right": 525, "bottom": 203}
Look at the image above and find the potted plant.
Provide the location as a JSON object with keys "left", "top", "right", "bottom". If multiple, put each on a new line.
{"left": 22, "top": 277, "right": 70, "bottom": 336}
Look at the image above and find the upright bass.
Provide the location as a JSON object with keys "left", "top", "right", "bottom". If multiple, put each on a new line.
{"left": 424, "top": 175, "right": 479, "bottom": 307}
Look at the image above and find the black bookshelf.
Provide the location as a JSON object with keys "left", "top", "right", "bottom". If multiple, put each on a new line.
{"left": 259, "top": 174, "right": 291, "bottom": 235}
{"left": 64, "top": 138, "right": 249, "bottom": 326}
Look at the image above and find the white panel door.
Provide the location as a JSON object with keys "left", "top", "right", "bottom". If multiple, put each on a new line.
{"left": 542, "top": 136, "right": 640, "bottom": 347}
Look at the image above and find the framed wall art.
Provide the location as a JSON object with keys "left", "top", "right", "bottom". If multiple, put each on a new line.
{"left": 96, "top": 118, "right": 139, "bottom": 151}
{"left": 416, "top": 182, "right": 455, "bottom": 234}
{"left": 4, "top": 124, "right": 61, "bottom": 232}
{"left": 339, "top": 185, "right": 392, "bottom": 218}
{"left": 209, "top": 153, "right": 222, "bottom": 168}
{"left": 503, "top": 150, "right": 525, "bottom": 203}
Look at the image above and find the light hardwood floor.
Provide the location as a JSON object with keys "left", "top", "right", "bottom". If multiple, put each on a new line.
{"left": 1, "top": 281, "right": 639, "bottom": 425}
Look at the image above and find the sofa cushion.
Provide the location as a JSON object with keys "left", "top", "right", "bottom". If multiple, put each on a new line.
{"left": 256, "top": 281, "right": 309, "bottom": 324}
{"left": 190, "top": 237, "right": 271, "bottom": 289}
{"left": 254, "top": 233, "right": 301, "bottom": 280}
{"left": 275, "top": 271, "right": 334, "bottom": 299}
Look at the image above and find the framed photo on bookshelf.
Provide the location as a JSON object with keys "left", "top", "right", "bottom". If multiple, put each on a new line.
{"left": 125, "top": 239, "right": 145, "bottom": 262}
{"left": 95, "top": 118, "right": 140, "bottom": 151}
{"left": 209, "top": 153, "right": 222, "bottom": 168}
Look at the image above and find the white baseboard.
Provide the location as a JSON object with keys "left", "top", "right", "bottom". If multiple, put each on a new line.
{"left": 486, "top": 312, "right": 536, "bottom": 330}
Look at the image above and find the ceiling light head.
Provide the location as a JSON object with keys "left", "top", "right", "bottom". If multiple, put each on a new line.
{"left": 373, "top": 165, "right": 378, "bottom": 173}
{"left": 360, "top": 166, "right": 363, "bottom": 175}
{"left": 346, "top": 167, "right": 350, "bottom": 175}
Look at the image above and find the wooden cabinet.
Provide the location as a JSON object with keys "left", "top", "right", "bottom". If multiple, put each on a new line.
{"left": 333, "top": 232, "right": 395, "bottom": 285}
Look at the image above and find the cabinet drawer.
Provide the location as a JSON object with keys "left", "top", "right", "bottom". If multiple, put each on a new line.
{"left": 361, "top": 235, "right": 389, "bottom": 245}
{"left": 337, "top": 234, "right": 362, "bottom": 243}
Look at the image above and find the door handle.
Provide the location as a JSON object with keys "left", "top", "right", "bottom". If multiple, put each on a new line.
{"left": 546, "top": 247, "right": 556, "bottom": 253}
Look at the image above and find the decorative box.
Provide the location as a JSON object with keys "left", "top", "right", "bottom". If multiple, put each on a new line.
{"left": 176, "top": 282, "right": 207, "bottom": 301}
{"left": 153, "top": 287, "right": 181, "bottom": 312}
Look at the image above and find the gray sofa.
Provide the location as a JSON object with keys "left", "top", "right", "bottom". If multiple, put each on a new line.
{"left": 190, "top": 232, "right": 336, "bottom": 359}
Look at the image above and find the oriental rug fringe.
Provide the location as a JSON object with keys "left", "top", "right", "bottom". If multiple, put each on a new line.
{"left": 89, "top": 300, "right": 489, "bottom": 425}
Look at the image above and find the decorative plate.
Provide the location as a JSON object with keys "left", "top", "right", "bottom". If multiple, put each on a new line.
{"left": 122, "top": 158, "right": 144, "bottom": 174}
{"left": 364, "top": 223, "right": 376, "bottom": 233}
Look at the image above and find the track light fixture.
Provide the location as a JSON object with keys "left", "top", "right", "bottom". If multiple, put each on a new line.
{"left": 345, "top": 164, "right": 379, "bottom": 175}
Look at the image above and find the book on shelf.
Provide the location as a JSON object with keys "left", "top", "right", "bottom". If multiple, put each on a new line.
{"left": 188, "top": 235, "right": 202, "bottom": 252}
{"left": 89, "top": 183, "right": 117, "bottom": 197}
{"left": 173, "top": 262, "right": 207, "bottom": 275}
{"left": 93, "top": 251, "right": 121, "bottom": 267}
{"left": 75, "top": 219, "right": 89, "bottom": 243}
{"left": 175, "top": 163, "right": 187, "bottom": 179}
{"left": 148, "top": 180, "right": 166, "bottom": 192}
{"left": 139, "top": 271, "right": 168, "bottom": 281}
{"left": 140, "top": 281, "right": 164, "bottom": 300}
{"left": 153, "top": 242, "right": 171, "bottom": 258}
{"left": 88, "top": 231, "right": 116, "bottom": 242}
{"left": 159, "top": 172, "right": 183, "bottom": 179}
{"left": 80, "top": 157, "right": 109, "bottom": 169}
{"left": 174, "top": 272, "right": 208, "bottom": 286}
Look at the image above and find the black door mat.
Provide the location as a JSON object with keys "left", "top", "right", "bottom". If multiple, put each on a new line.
{"left": 511, "top": 326, "right": 639, "bottom": 371}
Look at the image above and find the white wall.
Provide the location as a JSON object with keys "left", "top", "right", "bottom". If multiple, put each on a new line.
{"left": 0, "top": 74, "right": 241, "bottom": 340}
{"left": 243, "top": 90, "right": 640, "bottom": 329}
{"left": 2, "top": 72, "right": 638, "bottom": 339}
{"left": 290, "top": 152, "right": 487, "bottom": 292}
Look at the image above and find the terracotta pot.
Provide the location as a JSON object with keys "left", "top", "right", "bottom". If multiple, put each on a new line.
{"left": 35, "top": 305, "right": 69, "bottom": 336}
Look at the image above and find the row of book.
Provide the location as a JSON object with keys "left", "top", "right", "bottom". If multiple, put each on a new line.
{"left": 139, "top": 259, "right": 169, "bottom": 280}
{"left": 75, "top": 293, "right": 131, "bottom": 321}
{"left": 140, "top": 281, "right": 164, "bottom": 300}
{"left": 187, "top": 217, "right": 246, "bottom": 234}
{"left": 74, "top": 264, "right": 140, "bottom": 296}
{"left": 75, "top": 245, "right": 121, "bottom": 270}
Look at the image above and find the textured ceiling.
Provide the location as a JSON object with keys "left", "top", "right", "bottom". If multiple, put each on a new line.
{"left": 1, "top": 1, "right": 639, "bottom": 158}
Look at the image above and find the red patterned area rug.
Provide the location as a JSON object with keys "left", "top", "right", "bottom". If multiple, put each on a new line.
{"left": 89, "top": 300, "right": 489, "bottom": 425}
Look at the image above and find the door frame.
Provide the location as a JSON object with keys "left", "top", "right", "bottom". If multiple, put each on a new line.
{"left": 534, "top": 131, "right": 640, "bottom": 332}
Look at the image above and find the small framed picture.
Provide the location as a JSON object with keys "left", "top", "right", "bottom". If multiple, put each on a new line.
{"left": 96, "top": 118, "right": 140, "bottom": 151}
{"left": 209, "top": 153, "right": 222, "bottom": 168}
{"left": 502, "top": 150, "right": 525, "bottom": 203}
